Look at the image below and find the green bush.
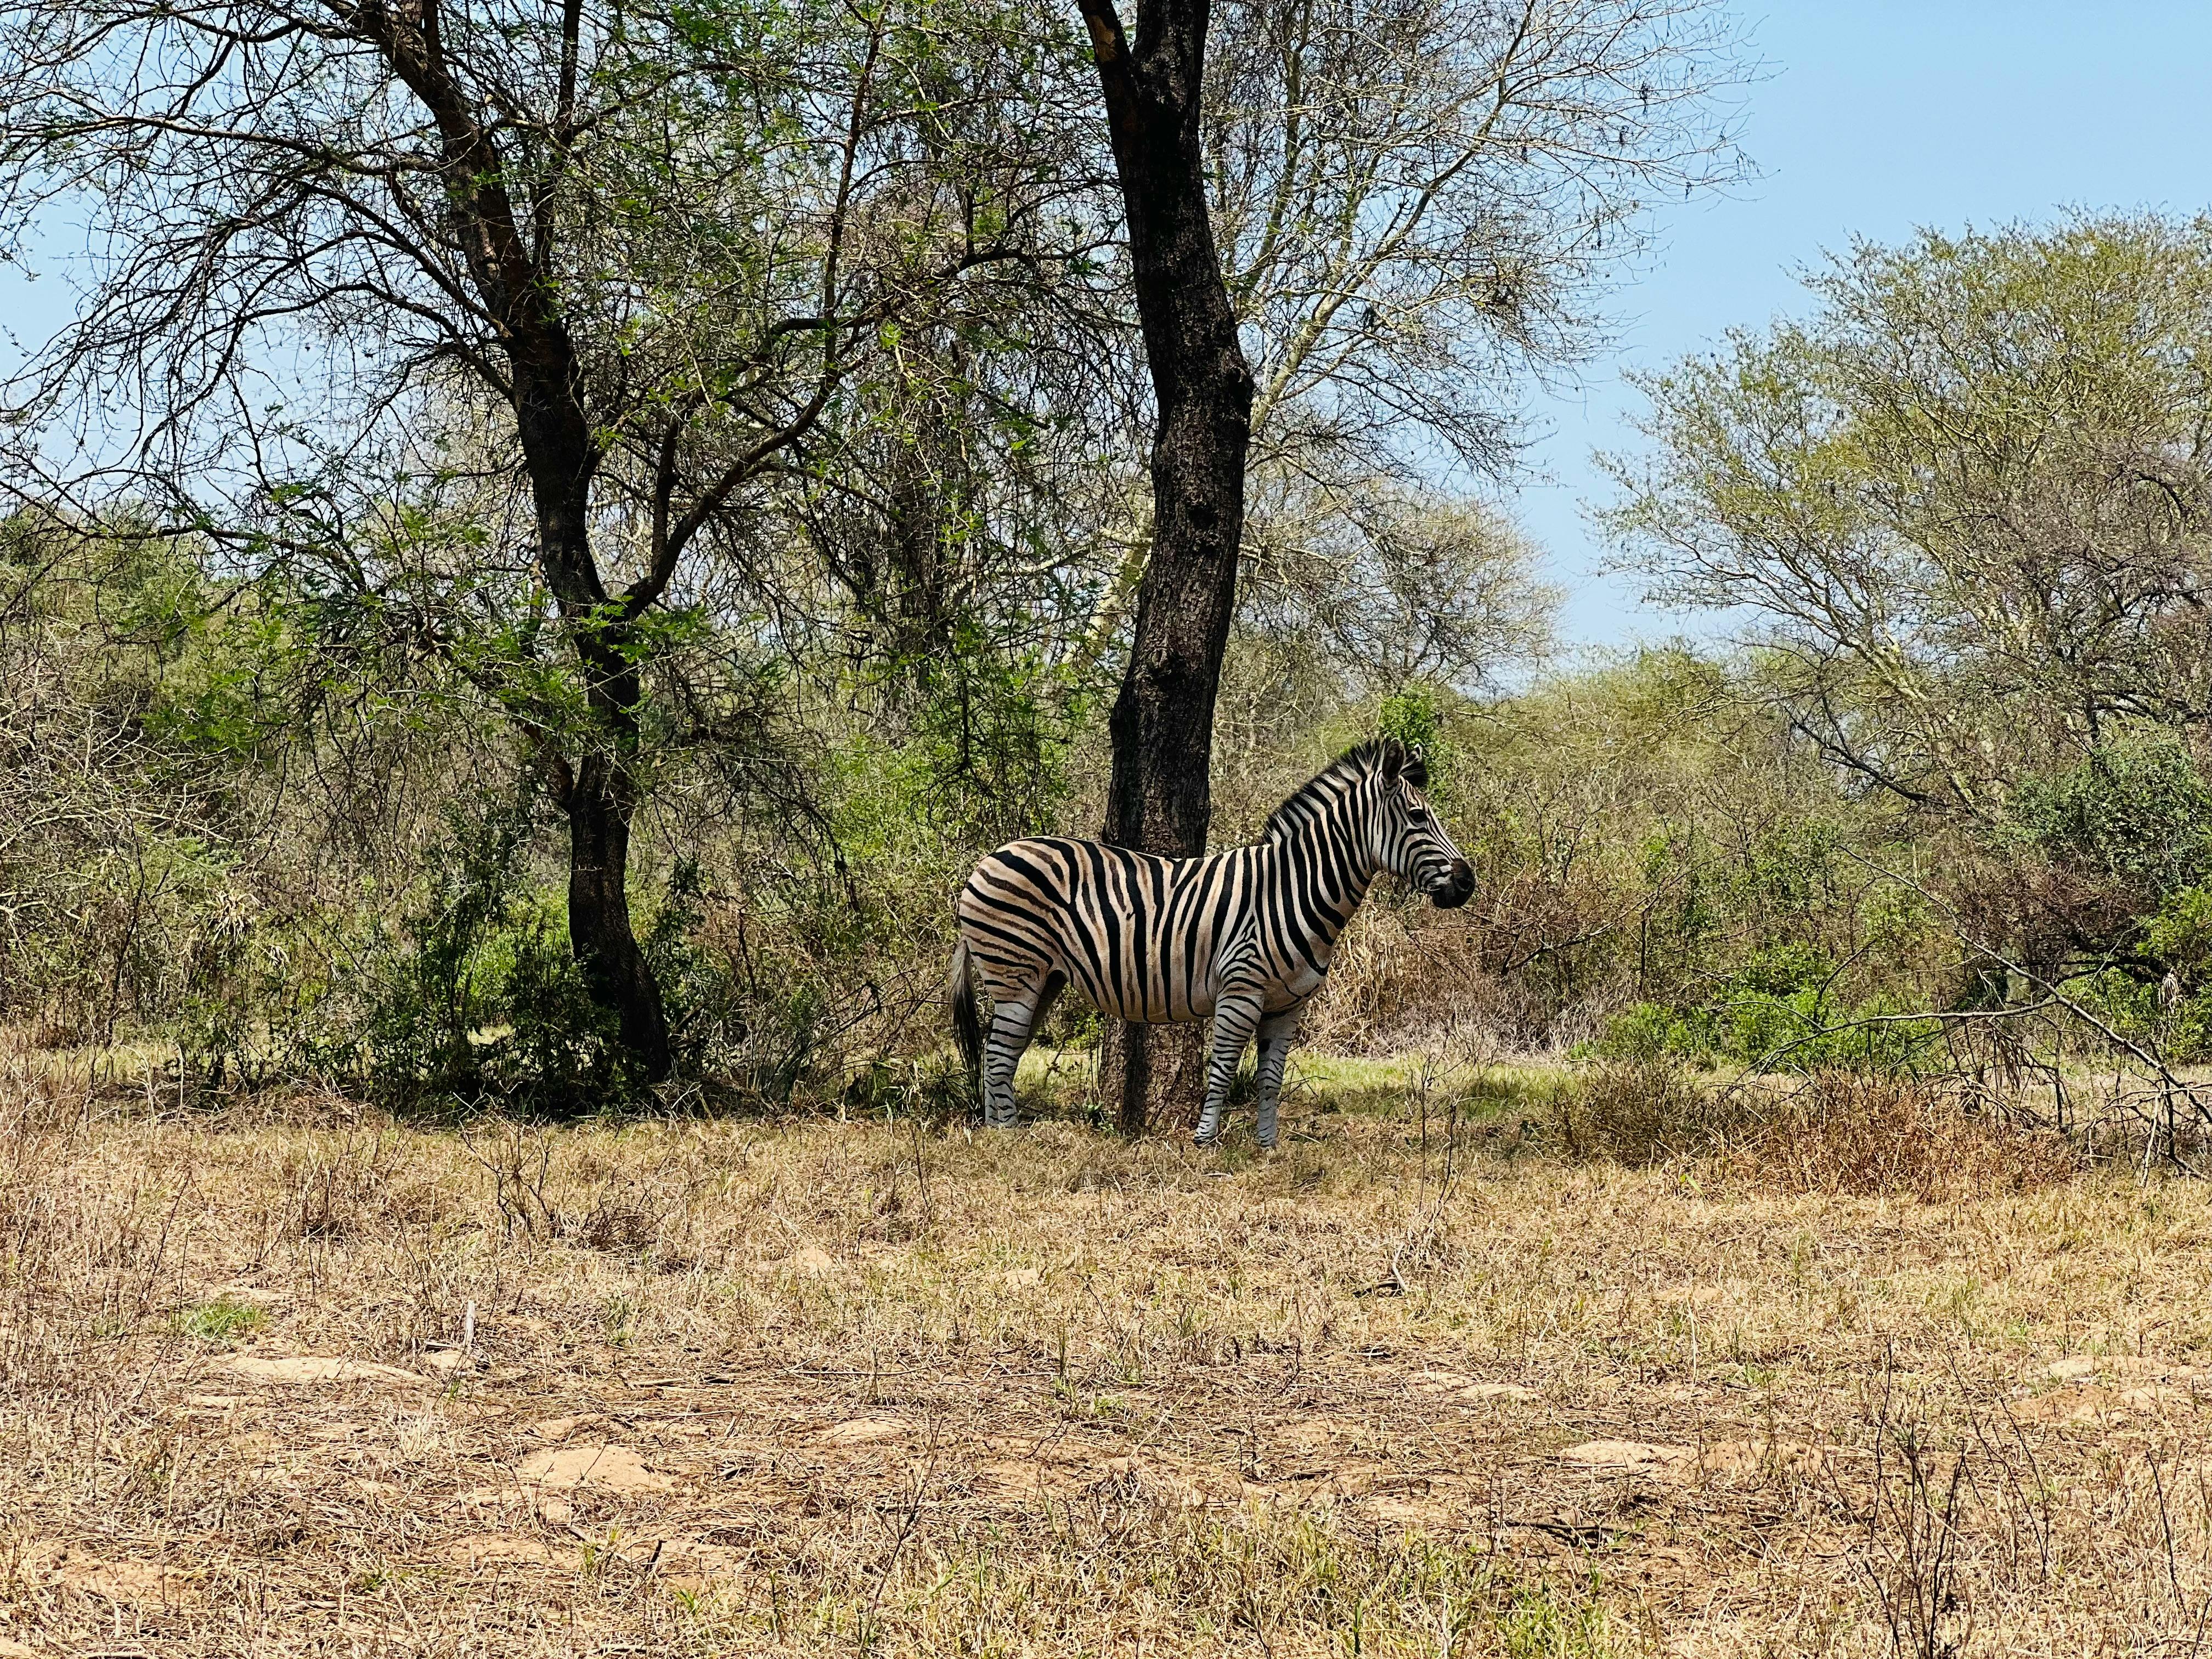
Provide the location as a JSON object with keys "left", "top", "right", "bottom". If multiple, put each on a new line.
{"left": 1593, "top": 979, "right": 1942, "bottom": 1073}
{"left": 332, "top": 798, "right": 634, "bottom": 1115}
{"left": 2004, "top": 734, "right": 2212, "bottom": 896}
{"left": 1589, "top": 1001, "right": 1718, "bottom": 1063}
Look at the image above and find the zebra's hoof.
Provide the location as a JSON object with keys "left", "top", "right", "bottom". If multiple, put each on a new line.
{"left": 1193, "top": 1131, "right": 1218, "bottom": 1149}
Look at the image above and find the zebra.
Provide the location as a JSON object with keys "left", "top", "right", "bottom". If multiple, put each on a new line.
{"left": 947, "top": 737, "right": 1474, "bottom": 1147}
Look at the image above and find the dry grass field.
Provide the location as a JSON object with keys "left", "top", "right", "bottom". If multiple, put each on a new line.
{"left": 2, "top": 1042, "right": 2210, "bottom": 1657}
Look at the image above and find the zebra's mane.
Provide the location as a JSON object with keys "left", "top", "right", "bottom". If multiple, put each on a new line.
{"left": 1260, "top": 739, "right": 1404, "bottom": 843}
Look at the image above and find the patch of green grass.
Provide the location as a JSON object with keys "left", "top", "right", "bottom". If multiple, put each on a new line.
{"left": 1497, "top": 1573, "right": 1618, "bottom": 1658}
{"left": 173, "top": 1295, "right": 266, "bottom": 1345}
{"left": 1011, "top": 1045, "right": 1587, "bottom": 1147}
{"left": 600, "top": 1292, "right": 637, "bottom": 1347}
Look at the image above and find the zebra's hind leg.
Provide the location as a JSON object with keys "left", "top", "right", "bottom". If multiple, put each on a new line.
{"left": 982, "top": 997, "right": 1042, "bottom": 1130}
{"left": 1252, "top": 1008, "right": 1300, "bottom": 1150}
{"left": 1194, "top": 993, "right": 1263, "bottom": 1147}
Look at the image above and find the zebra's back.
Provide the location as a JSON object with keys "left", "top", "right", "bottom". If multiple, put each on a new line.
{"left": 955, "top": 837, "right": 1259, "bottom": 1023}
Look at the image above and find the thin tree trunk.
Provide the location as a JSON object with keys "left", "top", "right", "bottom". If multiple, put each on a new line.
{"left": 534, "top": 494, "right": 674, "bottom": 1087}
{"left": 1077, "top": 0, "right": 1254, "bottom": 1135}
{"left": 566, "top": 754, "right": 672, "bottom": 1082}
{"left": 360, "top": 0, "right": 676, "bottom": 1085}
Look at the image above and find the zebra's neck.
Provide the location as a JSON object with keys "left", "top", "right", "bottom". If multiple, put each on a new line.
{"left": 1264, "top": 781, "right": 1382, "bottom": 945}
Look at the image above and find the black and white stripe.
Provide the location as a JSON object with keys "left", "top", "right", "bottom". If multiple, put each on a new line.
{"left": 947, "top": 738, "right": 1474, "bottom": 1146}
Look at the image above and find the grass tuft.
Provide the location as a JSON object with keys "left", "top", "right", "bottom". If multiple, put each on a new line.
{"left": 173, "top": 1294, "right": 267, "bottom": 1345}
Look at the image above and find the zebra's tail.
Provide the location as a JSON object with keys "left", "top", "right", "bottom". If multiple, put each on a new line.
{"left": 947, "top": 938, "right": 983, "bottom": 1101}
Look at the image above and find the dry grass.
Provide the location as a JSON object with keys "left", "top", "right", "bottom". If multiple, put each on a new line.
{"left": 1542, "top": 1062, "right": 2088, "bottom": 1201}
{"left": 2, "top": 1043, "right": 2211, "bottom": 1656}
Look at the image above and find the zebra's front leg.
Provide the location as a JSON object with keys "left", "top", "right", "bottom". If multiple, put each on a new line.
{"left": 1253, "top": 1008, "right": 1300, "bottom": 1150}
{"left": 1194, "top": 993, "right": 1263, "bottom": 1148}
{"left": 983, "top": 999, "right": 1041, "bottom": 1130}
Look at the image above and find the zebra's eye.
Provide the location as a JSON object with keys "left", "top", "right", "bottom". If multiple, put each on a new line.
{"left": 1406, "top": 807, "right": 1429, "bottom": 824}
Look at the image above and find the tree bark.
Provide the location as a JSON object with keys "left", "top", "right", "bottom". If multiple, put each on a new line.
{"left": 566, "top": 754, "right": 673, "bottom": 1081}
{"left": 515, "top": 415, "right": 674, "bottom": 1086}
{"left": 1077, "top": 0, "right": 1254, "bottom": 1134}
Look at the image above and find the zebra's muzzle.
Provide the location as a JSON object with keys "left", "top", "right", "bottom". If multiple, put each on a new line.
{"left": 1430, "top": 859, "right": 1475, "bottom": 909}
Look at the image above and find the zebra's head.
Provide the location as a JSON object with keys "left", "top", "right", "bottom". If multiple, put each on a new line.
{"left": 1369, "top": 740, "right": 1475, "bottom": 909}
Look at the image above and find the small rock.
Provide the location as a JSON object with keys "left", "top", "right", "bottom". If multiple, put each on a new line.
{"left": 2016, "top": 1381, "right": 2199, "bottom": 1423}
{"left": 1678, "top": 1439, "right": 1829, "bottom": 1482}
{"left": 1560, "top": 1440, "right": 1692, "bottom": 1470}
{"left": 514, "top": 1443, "right": 674, "bottom": 1492}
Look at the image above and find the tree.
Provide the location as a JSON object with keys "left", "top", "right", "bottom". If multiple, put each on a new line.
{"left": 1608, "top": 214, "right": 2212, "bottom": 821}
{"left": 0, "top": 0, "right": 1083, "bottom": 1079}
{"left": 1073, "top": 0, "right": 1744, "bottom": 1130}
{"left": 1071, "top": 0, "right": 1254, "bottom": 1131}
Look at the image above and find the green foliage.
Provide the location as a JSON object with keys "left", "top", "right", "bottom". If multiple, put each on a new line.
{"left": 1378, "top": 682, "right": 1458, "bottom": 797}
{"left": 2148, "top": 886, "right": 2212, "bottom": 970}
{"left": 1592, "top": 986, "right": 1941, "bottom": 1073}
{"left": 1495, "top": 1573, "right": 1616, "bottom": 1659}
{"left": 2004, "top": 735, "right": 2212, "bottom": 898}
{"left": 1591, "top": 1002, "right": 1718, "bottom": 1064}
{"left": 341, "top": 798, "right": 634, "bottom": 1116}
{"left": 1611, "top": 212, "right": 2212, "bottom": 821}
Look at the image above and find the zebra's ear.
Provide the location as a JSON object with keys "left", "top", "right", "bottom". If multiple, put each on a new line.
{"left": 1378, "top": 738, "right": 1405, "bottom": 781}
{"left": 1403, "top": 753, "right": 1428, "bottom": 788}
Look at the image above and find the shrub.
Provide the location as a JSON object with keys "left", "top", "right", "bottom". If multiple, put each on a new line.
{"left": 1543, "top": 1065, "right": 2081, "bottom": 1198}
{"left": 1728, "top": 1073, "right": 2083, "bottom": 1200}
{"left": 1588, "top": 1001, "right": 1717, "bottom": 1063}
{"left": 1543, "top": 1059, "right": 1753, "bottom": 1165}
{"left": 329, "top": 797, "right": 636, "bottom": 1115}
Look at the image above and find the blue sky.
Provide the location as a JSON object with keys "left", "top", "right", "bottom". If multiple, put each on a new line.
{"left": 1536, "top": 0, "right": 2212, "bottom": 647}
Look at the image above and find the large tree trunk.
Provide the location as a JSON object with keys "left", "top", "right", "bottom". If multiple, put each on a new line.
{"left": 1078, "top": 0, "right": 1254, "bottom": 1135}
{"left": 530, "top": 477, "right": 675, "bottom": 1087}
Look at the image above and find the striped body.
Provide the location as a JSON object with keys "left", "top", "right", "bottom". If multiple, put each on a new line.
{"left": 957, "top": 836, "right": 1360, "bottom": 1024}
{"left": 947, "top": 738, "right": 1474, "bottom": 1146}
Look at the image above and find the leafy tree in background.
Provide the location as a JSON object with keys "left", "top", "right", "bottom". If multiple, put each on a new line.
{"left": 1609, "top": 214, "right": 2212, "bottom": 819}
{"left": 1611, "top": 215, "right": 2212, "bottom": 1049}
